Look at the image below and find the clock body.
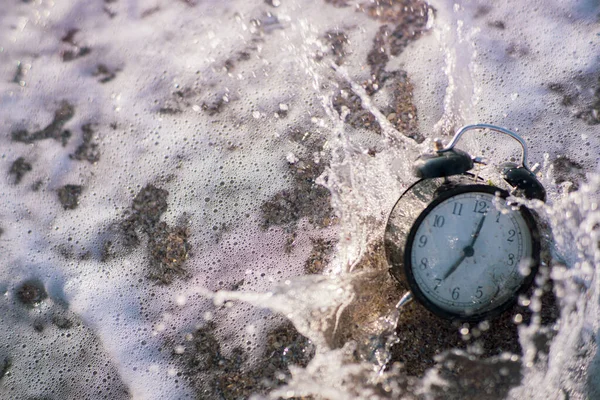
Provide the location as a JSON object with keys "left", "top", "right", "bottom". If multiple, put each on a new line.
{"left": 385, "top": 177, "right": 540, "bottom": 321}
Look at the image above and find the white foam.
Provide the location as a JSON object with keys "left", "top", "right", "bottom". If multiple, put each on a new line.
{"left": 1, "top": 0, "right": 599, "bottom": 399}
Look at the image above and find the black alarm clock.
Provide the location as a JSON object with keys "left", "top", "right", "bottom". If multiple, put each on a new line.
{"left": 385, "top": 124, "right": 545, "bottom": 321}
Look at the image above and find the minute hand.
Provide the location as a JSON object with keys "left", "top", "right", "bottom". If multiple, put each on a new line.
{"left": 442, "top": 214, "right": 487, "bottom": 281}
{"left": 441, "top": 251, "right": 467, "bottom": 280}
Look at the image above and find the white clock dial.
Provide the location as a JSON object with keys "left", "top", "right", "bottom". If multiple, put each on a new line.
{"left": 408, "top": 189, "right": 535, "bottom": 318}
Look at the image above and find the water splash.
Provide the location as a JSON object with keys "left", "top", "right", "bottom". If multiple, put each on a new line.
{"left": 198, "top": 1, "right": 600, "bottom": 397}
{"left": 1, "top": 0, "right": 598, "bottom": 398}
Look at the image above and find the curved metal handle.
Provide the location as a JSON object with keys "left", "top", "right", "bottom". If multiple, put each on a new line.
{"left": 438, "top": 124, "right": 531, "bottom": 170}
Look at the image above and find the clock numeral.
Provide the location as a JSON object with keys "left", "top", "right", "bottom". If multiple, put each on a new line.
{"left": 507, "top": 229, "right": 516, "bottom": 242}
{"left": 418, "top": 235, "right": 428, "bottom": 248}
{"left": 473, "top": 200, "right": 489, "bottom": 214}
{"left": 507, "top": 253, "right": 515, "bottom": 266}
{"left": 452, "top": 287, "right": 460, "bottom": 300}
{"left": 492, "top": 285, "right": 501, "bottom": 299}
{"left": 433, "top": 215, "right": 445, "bottom": 228}
{"left": 434, "top": 279, "right": 442, "bottom": 291}
{"left": 419, "top": 257, "right": 428, "bottom": 270}
{"left": 452, "top": 202, "right": 463, "bottom": 216}
{"left": 495, "top": 211, "right": 502, "bottom": 223}
{"left": 475, "top": 286, "right": 483, "bottom": 299}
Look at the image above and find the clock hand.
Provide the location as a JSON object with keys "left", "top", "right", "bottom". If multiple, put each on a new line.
{"left": 441, "top": 250, "right": 467, "bottom": 281}
{"left": 468, "top": 214, "right": 487, "bottom": 248}
{"left": 442, "top": 214, "right": 487, "bottom": 281}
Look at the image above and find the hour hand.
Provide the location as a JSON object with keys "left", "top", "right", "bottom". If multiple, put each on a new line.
{"left": 469, "top": 214, "right": 487, "bottom": 247}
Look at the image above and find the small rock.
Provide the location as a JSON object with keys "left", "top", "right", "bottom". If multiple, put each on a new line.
{"left": 52, "top": 315, "right": 74, "bottom": 329}
{"left": 92, "top": 64, "right": 117, "bottom": 83}
{"left": 11, "top": 100, "right": 75, "bottom": 145}
{"left": 9, "top": 157, "right": 32, "bottom": 184}
{"left": 70, "top": 123, "right": 100, "bottom": 163}
{"left": 286, "top": 152, "right": 299, "bottom": 164}
{"left": 552, "top": 156, "right": 585, "bottom": 192}
{"left": 57, "top": 184, "right": 83, "bottom": 210}
{"left": 16, "top": 279, "right": 47, "bottom": 307}
{"left": 0, "top": 357, "right": 11, "bottom": 381}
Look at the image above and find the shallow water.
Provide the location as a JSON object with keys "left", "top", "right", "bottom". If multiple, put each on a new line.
{"left": 0, "top": 0, "right": 599, "bottom": 399}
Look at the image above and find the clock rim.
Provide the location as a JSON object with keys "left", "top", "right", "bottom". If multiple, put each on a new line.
{"left": 403, "top": 184, "right": 541, "bottom": 321}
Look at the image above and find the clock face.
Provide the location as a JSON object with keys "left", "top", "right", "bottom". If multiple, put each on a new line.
{"left": 404, "top": 185, "right": 539, "bottom": 320}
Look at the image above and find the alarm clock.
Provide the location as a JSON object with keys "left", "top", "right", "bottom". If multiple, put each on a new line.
{"left": 385, "top": 124, "right": 545, "bottom": 321}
